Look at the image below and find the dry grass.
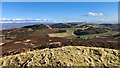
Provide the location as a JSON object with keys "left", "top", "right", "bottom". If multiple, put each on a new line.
{"left": 0, "top": 46, "right": 120, "bottom": 67}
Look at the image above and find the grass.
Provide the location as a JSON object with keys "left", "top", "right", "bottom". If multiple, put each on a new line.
{"left": 48, "top": 33, "right": 70, "bottom": 37}
{"left": 48, "top": 28, "right": 87, "bottom": 37}
{"left": 80, "top": 31, "right": 119, "bottom": 39}
{"left": 48, "top": 28, "right": 75, "bottom": 37}
{"left": 49, "top": 27, "right": 119, "bottom": 38}
{"left": 0, "top": 46, "right": 120, "bottom": 67}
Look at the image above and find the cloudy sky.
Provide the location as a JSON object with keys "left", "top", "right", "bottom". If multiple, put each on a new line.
{"left": 2, "top": 2, "right": 118, "bottom": 23}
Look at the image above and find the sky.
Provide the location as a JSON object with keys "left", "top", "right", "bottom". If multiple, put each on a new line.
{"left": 2, "top": 0, "right": 120, "bottom": 2}
{"left": 2, "top": 2, "right": 118, "bottom": 23}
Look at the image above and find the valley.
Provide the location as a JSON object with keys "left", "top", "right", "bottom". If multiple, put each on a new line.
{"left": 0, "top": 23, "right": 120, "bottom": 67}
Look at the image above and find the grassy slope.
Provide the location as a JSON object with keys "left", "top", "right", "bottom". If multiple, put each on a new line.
{"left": 80, "top": 31, "right": 119, "bottom": 39}
{"left": 0, "top": 46, "right": 120, "bottom": 67}
{"left": 48, "top": 28, "right": 119, "bottom": 38}
{"left": 48, "top": 28, "right": 75, "bottom": 37}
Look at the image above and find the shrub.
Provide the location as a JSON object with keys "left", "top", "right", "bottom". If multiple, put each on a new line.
{"left": 74, "top": 27, "right": 108, "bottom": 36}
{"left": 74, "top": 29, "right": 88, "bottom": 35}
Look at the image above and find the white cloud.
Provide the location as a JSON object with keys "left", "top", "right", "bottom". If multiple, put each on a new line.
{"left": 0, "top": 18, "right": 50, "bottom": 21}
{"left": 35, "top": 19, "right": 41, "bottom": 21}
{"left": 12, "top": 18, "right": 25, "bottom": 20}
{"left": 0, "top": 18, "right": 11, "bottom": 20}
{"left": 0, "top": 18, "right": 53, "bottom": 23}
{"left": 87, "top": 12, "right": 104, "bottom": 16}
{"left": 0, "top": 18, "right": 25, "bottom": 21}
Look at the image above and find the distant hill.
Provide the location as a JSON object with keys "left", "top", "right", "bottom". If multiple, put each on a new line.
{"left": 67, "top": 22, "right": 87, "bottom": 24}
{"left": 1, "top": 23, "right": 35, "bottom": 29}
{"left": 2, "top": 24, "right": 52, "bottom": 40}
{"left": 99, "top": 24, "right": 119, "bottom": 31}
{"left": 74, "top": 26, "right": 109, "bottom": 36}
{"left": 50, "top": 23, "right": 71, "bottom": 28}
{"left": 1, "top": 22, "right": 54, "bottom": 30}
{"left": 22, "top": 24, "right": 50, "bottom": 30}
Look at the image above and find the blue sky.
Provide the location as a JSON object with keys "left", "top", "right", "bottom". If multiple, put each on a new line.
{"left": 2, "top": 0, "right": 120, "bottom": 2}
{"left": 2, "top": 2, "right": 118, "bottom": 23}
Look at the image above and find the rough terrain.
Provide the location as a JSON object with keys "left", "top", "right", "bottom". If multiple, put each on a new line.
{"left": 0, "top": 46, "right": 120, "bottom": 67}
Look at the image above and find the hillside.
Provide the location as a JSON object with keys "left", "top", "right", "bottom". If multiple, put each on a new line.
{"left": 0, "top": 23, "right": 120, "bottom": 67}
{"left": 1, "top": 24, "right": 52, "bottom": 42}
{"left": 0, "top": 46, "right": 120, "bottom": 67}
{"left": 22, "top": 24, "right": 50, "bottom": 30}
{"left": 50, "top": 23, "right": 71, "bottom": 28}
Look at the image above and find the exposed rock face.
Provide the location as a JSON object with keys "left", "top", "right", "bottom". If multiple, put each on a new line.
{"left": 0, "top": 46, "right": 120, "bottom": 67}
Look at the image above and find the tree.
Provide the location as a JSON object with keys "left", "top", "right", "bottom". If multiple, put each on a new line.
{"left": 74, "top": 29, "right": 88, "bottom": 36}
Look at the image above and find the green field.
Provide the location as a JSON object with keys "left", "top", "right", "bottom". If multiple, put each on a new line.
{"left": 80, "top": 31, "right": 119, "bottom": 39}
{"left": 49, "top": 28, "right": 119, "bottom": 39}
{"left": 48, "top": 28, "right": 75, "bottom": 37}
